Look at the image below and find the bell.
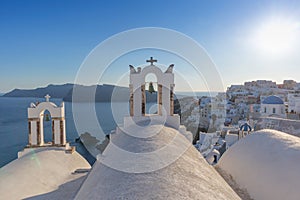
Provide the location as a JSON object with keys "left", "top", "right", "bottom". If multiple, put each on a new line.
{"left": 45, "top": 114, "right": 50, "bottom": 121}
{"left": 148, "top": 82, "right": 155, "bottom": 94}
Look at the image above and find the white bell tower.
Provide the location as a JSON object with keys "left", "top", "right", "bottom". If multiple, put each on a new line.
{"left": 124, "top": 57, "right": 180, "bottom": 129}
{"left": 27, "top": 94, "right": 66, "bottom": 146}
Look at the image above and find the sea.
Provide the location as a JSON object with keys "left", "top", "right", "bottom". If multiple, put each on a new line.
{"left": 0, "top": 92, "right": 217, "bottom": 168}
{"left": 0, "top": 97, "right": 159, "bottom": 168}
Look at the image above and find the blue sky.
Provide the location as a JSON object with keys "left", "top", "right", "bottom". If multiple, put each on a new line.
{"left": 1, "top": 0, "right": 300, "bottom": 92}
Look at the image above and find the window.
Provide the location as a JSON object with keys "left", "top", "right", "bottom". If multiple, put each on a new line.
{"left": 264, "top": 107, "right": 267, "bottom": 113}
{"left": 273, "top": 108, "right": 276, "bottom": 114}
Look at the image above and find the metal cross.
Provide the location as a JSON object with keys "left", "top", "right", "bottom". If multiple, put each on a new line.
{"left": 45, "top": 94, "right": 51, "bottom": 102}
{"left": 146, "top": 57, "right": 157, "bottom": 65}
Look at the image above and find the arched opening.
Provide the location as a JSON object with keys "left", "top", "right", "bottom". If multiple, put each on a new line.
{"left": 143, "top": 73, "right": 160, "bottom": 115}
{"left": 40, "top": 109, "right": 53, "bottom": 145}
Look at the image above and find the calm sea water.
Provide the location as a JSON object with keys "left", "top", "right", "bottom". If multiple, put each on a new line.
{"left": 0, "top": 97, "right": 159, "bottom": 167}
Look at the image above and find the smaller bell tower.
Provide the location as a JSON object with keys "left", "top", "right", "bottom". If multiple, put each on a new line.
{"left": 27, "top": 94, "right": 66, "bottom": 147}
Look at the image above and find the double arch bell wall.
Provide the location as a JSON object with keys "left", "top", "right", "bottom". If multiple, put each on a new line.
{"left": 27, "top": 100, "right": 66, "bottom": 146}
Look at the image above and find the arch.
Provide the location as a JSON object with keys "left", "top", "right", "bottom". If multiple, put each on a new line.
{"left": 140, "top": 65, "right": 164, "bottom": 85}
{"left": 145, "top": 73, "right": 158, "bottom": 88}
{"left": 29, "top": 102, "right": 59, "bottom": 119}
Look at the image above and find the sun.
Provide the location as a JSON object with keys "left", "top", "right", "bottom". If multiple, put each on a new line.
{"left": 253, "top": 18, "right": 299, "bottom": 55}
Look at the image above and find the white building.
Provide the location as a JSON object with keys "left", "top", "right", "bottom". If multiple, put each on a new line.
{"left": 260, "top": 95, "right": 285, "bottom": 118}
{"left": 288, "top": 93, "right": 300, "bottom": 113}
{"left": 245, "top": 80, "right": 277, "bottom": 89}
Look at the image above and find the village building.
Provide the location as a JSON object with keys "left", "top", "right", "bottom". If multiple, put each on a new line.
{"left": 260, "top": 95, "right": 286, "bottom": 118}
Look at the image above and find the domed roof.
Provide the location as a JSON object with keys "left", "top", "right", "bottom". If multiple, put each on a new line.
{"left": 262, "top": 95, "right": 284, "bottom": 104}
{"left": 0, "top": 148, "right": 91, "bottom": 199}
{"left": 240, "top": 123, "right": 252, "bottom": 131}
{"left": 76, "top": 125, "right": 240, "bottom": 199}
{"left": 218, "top": 129, "right": 300, "bottom": 200}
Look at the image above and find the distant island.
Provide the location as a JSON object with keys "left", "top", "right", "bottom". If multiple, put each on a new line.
{"left": 2, "top": 83, "right": 158, "bottom": 102}
{"left": 3, "top": 83, "right": 74, "bottom": 99}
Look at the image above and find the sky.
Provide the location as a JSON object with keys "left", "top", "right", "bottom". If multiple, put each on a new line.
{"left": 1, "top": 0, "right": 300, "bottom": 93}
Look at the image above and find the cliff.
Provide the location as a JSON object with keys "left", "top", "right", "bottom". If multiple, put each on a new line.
{"left": 3, "top": 83, "right": 74, "bottom": 98}
{"left": 3, "top": 84, "right": 158, "bottom": 102}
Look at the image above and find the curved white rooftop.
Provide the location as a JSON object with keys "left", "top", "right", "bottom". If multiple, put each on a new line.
{"left": 75, "top": 125, "right": 240, "bottom": 200}
{"left": 0, "top": 148, "right": 91, "bottom": 199}
{"left": 218, "top": 129, "right": 300, "bottom": 200}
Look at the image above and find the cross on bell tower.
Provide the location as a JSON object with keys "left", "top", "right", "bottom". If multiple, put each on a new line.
{"left": 146, "top": 57, "right": 157, "bottom": 65}
{"left": 45, "top": 94, "right": 51, "bottom": 102}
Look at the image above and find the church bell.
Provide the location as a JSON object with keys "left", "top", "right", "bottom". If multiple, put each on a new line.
{"left": 148, "top": 82, "right": 155, "bottom": 94}
{"left": 45, "top": 114, "right": 50, "bottom": 121}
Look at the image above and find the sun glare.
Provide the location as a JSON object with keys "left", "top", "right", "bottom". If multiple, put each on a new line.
{"left": 254, "top": 18, "right": 299, "bottom": 55}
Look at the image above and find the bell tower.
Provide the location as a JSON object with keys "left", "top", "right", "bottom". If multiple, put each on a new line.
{"left": 125, "top": 57, "right": 180, "bottom": 129}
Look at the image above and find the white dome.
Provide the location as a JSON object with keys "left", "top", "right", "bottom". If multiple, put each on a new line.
{"left": 218, "top": 129, "right": 300, "bottom": 200}
{"left": 0, "top": 148, "right": 91, "bottom": 199}
{"left": 76, "top": 125, "right": 240, "bottom": 200}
